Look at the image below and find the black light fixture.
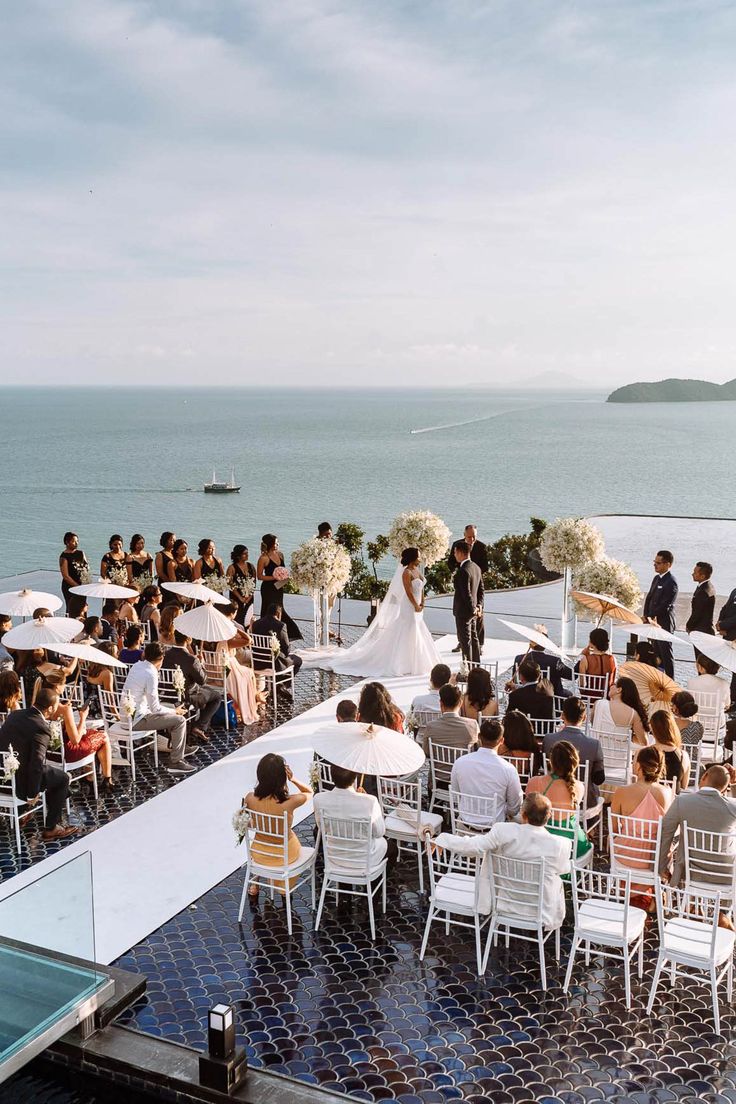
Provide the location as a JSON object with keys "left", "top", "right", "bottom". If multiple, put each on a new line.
{"left": 199, "top": 1003, "right": 247, "bottom": 1095}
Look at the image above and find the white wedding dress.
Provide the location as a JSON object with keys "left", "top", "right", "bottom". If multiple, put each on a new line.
{"left": 325, "top": 566, "right": 442, "bottom": 678}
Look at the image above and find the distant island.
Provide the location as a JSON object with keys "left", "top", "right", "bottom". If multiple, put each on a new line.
{"left": 607, "top": 377, "right": 736, "bottom": 403}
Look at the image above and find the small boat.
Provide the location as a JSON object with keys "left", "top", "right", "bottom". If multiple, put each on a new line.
{"left": 203, "top": 469, "right": 240, "bottom": 494}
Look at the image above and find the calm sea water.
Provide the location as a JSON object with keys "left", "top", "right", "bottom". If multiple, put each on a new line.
{"left": 0, "top": 386, "right": 733, "bottom": 577}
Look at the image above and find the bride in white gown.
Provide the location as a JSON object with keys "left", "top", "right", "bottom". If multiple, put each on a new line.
{"left": 325, "top": 547, "right": 442, "bottom": 678}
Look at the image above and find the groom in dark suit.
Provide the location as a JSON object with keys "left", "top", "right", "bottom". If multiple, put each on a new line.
{"left": 643, "top": 549, "right": 678, "bottom": 677}
{"left": 453, "top": 541, "right": 484, "bottom": 663}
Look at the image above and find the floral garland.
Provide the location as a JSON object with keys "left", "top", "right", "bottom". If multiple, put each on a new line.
{"left": 539, "top": 517, "right": 605, "bottom": 573}
{"left": 387, "top": 510, "right": 451, "bottom": 567}
{"left": 1, "top": 745, "right": 20, "bottom": 782}
{"left": 290, "top": 537, "right": 351, "bottom": 597}
{"left": 573, "top": 556, "right": 643, "bottom": 615}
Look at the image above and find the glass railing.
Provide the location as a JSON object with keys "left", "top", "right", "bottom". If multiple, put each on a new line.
{"left": 0, "top": 852, "right": 110, "bottom": 1078}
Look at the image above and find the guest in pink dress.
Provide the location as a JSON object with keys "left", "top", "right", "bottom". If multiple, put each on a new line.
{"left": 610, "top": 746, "right": 673, "bottom": 910}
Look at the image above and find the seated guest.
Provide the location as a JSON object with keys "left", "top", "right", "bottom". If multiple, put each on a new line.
{"left": 251, "top": 603, "right": 303, "bottom": 681}
{"left": 162, "top": 630, "right": 222, "bottom": 740}
{"left": 543, "top": 697, "right": 604, "bottom": 809}
{"left": 423, "top": 683, "right": 478, "bottom": 755}
{"left": 411, "top": 663, "right": 452, "bottom": 715}
{"left": 433, "top": 793, "right": 572, "bottom": 928}
{"left": 74, "top": 615, "right": 104, "bottom": 645}
{"left": 67, "top": 594, "right": 88, "bottom": 621}
{"left": 218, "top": 605, "right": 265, "bottom": 722}
{"left": 243, "top": 752, "right": 313, "bottom": 898}
{"left": 38, "top": 670, "right": 114, "bottom": 792}
{"left": 460, "top": 666, "right": 498, "bottom": 723}
{"left": 450, "top": 718, "right": 522, "bottom": 827}
{"left": 336, "top": 699, "right": 358, "bottom": 723}
{"left": 313, "top": 764, "right": 386, "bottom": 871}
{"left": 634, "top": 641, "right": 660, "bottom": 669}
{"left": 611, "top": 746, "right": 672, "bottom": 910}
{"left": 85, "top": 642, "right": 117, "bottom": 698}
{"left": 158, "top": 604, "right": 182, "bottom": 648}
{"left": 507, "top": 626, "right": 572, "bottom": 697}
{"left": 647, "top": 710, "right": 690, "bottom": 791}
{"left": 671, "top": 690, "right": 704, "bottom": 748}
{"left": 118, "top": 593, "right": 139, "bottom": 624}
{"left": 100, "top": 600, "right": 121, "bottom": 646}
{"left": 119, "top": 625, "right": 144, "bottom": 665}
{"left": 592, "top": 676, "right": 650, "bottom": 746}
{"left": 0, "top": 615, "right": 14, "bottom": 670}
{"left": 577, "top": 627, "right": 617, "bottom": 699}
{"left": 0, "top": 688, "right": 79, "bottom": 839}
{"left": 497, "top": 710, "right": 538, "bottom": 771}
{"left": 139, "top": 585, "right": 162, "bottom": 640}
{"left": 687, "top": 654, "right": 731, "bottom": 739}
{"left": 16, "top": 648, "right": 74, "bottom": 706}
{"left": 526, "top": 740, "right": 590, "bottom": 860}
{"left": 122, "top": 642, "right": 193, "bottom": 775}
{"left": 0, "top": 669, "right": 22, "bottom": 713}
{"left": 659, "top": 764, "right": 736, "bottom": 921}
{"left": 506, "top": 659, "right": 554, "bottom": 721}
{"left": 357, "top": 682, "right": 403, "bottom": 733}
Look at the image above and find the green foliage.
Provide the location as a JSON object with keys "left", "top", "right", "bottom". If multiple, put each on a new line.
{"left": 334, "top": 522, "right": 365, "bottom": 554}
{"left": 336, "top": 524, "right": 389, "bottom": 600}
{"left": 484, "top": 516, "right": 548, "bottom": 591}
{"left": 425, "top": 558, "right": 453, "bottom": 595}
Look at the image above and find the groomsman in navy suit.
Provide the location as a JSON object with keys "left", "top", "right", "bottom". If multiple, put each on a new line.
{"left": 643, "top": 550, "right": 678, "bottom": 678}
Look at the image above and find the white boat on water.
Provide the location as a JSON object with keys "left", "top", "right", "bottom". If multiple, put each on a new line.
{"left": 203, "top": 469, "right": 240, "bottom": 494}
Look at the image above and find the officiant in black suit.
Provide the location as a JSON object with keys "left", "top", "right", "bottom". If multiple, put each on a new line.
{"left": 449, "top": 525, "right": 488, "bottom": 651}
{"left": 643, "top": 549, "right": 678, "bottom": 677}
{"left": 687, "top": 562, "right": 716, "bottom": 665}
{"left": 453, "top": 541, "right": 484, "bottom": 664}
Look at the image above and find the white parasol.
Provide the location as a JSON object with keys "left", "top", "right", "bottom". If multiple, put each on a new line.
{"left": 571, "top": 590, "right": 642, "bottom": 626}
{"left": 3, "top": 616, "right": 83, "bottom": 650}
{"left": 312, "top": 721, "right": 425, "bottom": 776}
{"left": 0, "top": 589, "right": 63, "bottom": 617}
{"left": 52, "top": 642, "right": 126, "bottom": 667}
{"left": 70, "top": 578, "right": 138, "bottom": 599}
{"left": 629, "top": 622, "right": 679, "bottom": 644}
{"left": 161, "top": 581, "right": 231, "bottom": 606}
{"left": 688, "top": 632, "right": 736, "bottom": 675}
{"left": 497, "top": 618, "right": 573, "bottom": 663}
{"left": 173, "top": 602, "right": 237, "bottom": 642}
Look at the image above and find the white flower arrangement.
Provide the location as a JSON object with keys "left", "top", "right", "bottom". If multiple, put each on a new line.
{"left": 387, "top": 510, "right": 451, "bottom": 567}
{"left": 289, "top": 537, "right": 352, "bottom": 598}
{"left": 269, "top": 632, "right": 281, "bottom": 657}
{"left": 133, "top": 571, "right": 154, "bottom": 594}
{"left": 122, "top": 691, "right": 136, "bottom": 717}
{"left": 539, "top": 517, "right": 605, "bottom": 574}
{"left": 205, "top": 575, "right": 230, "bottom": 595}
{"left": 77, "top": 564, "right": 91, "bottom": 585}
{"left": 308, "top": 758, "right": 320, "bottom": 792}
{"left": 573, "top": 556, "right": 643, "bottom": 616}
{"left": 107, "top": 564, "right": 130, "bottom": 587}
{"left": 233, "top": 805, "right": 250, "bottom": 846}
{"left": 233, "top": 576, "right": 256, "bottom": 599}
{"left": 48, "top": 720, "right": 63, "bottom": 753}
{"left": 404, "top": 708, "right": 418, "bottom": 733}
{"left": 172, "top": 665, "right": 187, "bottom": 700}
{"left": 2, "top": 744, "right": 20, "bottom": 781}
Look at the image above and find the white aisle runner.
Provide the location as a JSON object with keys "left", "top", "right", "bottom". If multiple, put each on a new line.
{"left": 0, "top": 674, "right": 429, "bottom": 964}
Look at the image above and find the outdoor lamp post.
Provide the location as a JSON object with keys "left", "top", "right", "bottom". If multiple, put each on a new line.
{"left": 199, "top": 1003, "right": 247, "bottom": 1094}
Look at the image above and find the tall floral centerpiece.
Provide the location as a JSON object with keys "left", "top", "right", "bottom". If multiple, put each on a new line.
{"left": 290, "top": 537, "right": 352, "bottom": 646}
{"left": 539, "top": 517, "right": 605, "bottom": 648}
{"left": 572, "top": 557, "right": 643, "bottom": 620}
{"left": 387, "top": 510, "right": 451, "bottom": 567}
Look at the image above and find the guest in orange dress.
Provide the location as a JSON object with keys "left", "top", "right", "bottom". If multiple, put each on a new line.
{"left": 244, "top": 754, "right": 311, "bottom": 897}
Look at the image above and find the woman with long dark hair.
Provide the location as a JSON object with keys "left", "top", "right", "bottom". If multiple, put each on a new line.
{"left": 460, "top": 666, "right": 498, "bottom": 722}
{"left": 59, "top": 531, "right": 89, "bottom": 613}
{"left": 227, "top": 545, "right": 257, "bottom": 625}
{"left": 526, "top": 740, "right": 591, "bottom": 860}
{"left": 592, "top": 676, "right": 649, "bottom": 746}
{"left": 242, "top": 753, "right": 311, "bottom": 899}
{"left": 257, "top": 534, "right": 302, "bottom": 641}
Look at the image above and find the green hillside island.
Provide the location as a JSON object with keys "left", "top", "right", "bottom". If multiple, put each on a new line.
{"left": 607, "top": 377, "right": 736, "bottom": 403}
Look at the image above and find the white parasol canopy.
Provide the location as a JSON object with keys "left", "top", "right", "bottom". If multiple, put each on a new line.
{"left": 161, "top": 581, "right": 231, "bottom": 606}
{"left": 52, "top": 641, "right": 126, "bottom": 667}
{"left": 70, "top": 578, "right": 138, "bottom": 599}
{"left": 571, "top": 590, "right": 642, "bottom": 626}
{"left": 173, "top": 602, "right": 237, "bottom": 642}
{"left": 629, "top": 622, "right": 679, "bottom": 644}
{"left": 312, "top": 721, "right": 425, "bottom": 776}
{"left": 0, "top": 589, "right": 63, "bottom": 617}
{"left": 497, "top": 618, "right": 573, "bottom": 663}
{"left": 3, "top": 616, "right": 83, "bottom": 650}
{"left": 688, "top": 632, "right": 736, "bottom": 674}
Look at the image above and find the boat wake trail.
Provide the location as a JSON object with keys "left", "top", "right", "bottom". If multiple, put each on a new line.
{"left": 410, "top": 407, "right": 535, "bottom": 435}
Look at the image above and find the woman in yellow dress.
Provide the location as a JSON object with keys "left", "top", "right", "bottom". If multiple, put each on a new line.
{"left": 244, "top": 754, "right": 311, "bottom": 897}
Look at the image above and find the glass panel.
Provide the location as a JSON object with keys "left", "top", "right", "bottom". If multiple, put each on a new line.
{"left": 0, "top": 853, "right": 107, "bottom": 1071}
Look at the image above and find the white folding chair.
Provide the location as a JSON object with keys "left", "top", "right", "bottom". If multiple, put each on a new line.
{"left": 574, "top": 672, "right": 610, "bottom": 710}
{"left": 563, "top": 868, "right": 646, "bottom": 1009}
{"left": 541, "top": 754, "right": 601, "bottom": 846}
{"left": 97, "top": 688, "right": 158, "bottom": 784}
{"left": 201, "top": 649, "right": 230, "bottom": 729}
{"left": 683, "top": 822, "right": 736, "bottom": 907}
{"left": 528, "top": 717, "right": 558, "bottom": 740}
{"left": 112, "top": 668, "right": 128, "bottom": 695}
{"left": 646, "top": 883, "right": 735, "bottom": 1034}
{"left": 546, "top": 807, "right": 593, "bottom": 869}
{"left": 503, "top": 754, "right": 534, "bottom": 788}
{"left": 420, "top": 839, "right": 490, "bottom": 976}
{"left": 598, "top": 727, "right": 633, "bottom": 787}
{"left": 377, "top": 776, "right": 442, "bottom": 893}
{"left": 486, "top": 854, "right": 561, "bottom": 990}
{"left": 410, "top": 709, "right": 441, "bottom": 744}
{"left": 427, "top": 741, "right": 467, "bottom": 814}
{"left": 315, "top": 758, "right": 335, "bottom": 791}
{"left": 58, "top": 682, "right": 84, "bottom": 709}
{"left": 0, "top": 750, "right": 47, "bottom": 850}
{"left": 685, "top": 744, "right": 705, "bottom": 790}
{"left": 608, "top": 810, "right": 663, "bottom": 896}
{"left": 315, "top": 814, "right": 387, "bottom": 941}
{"left": 449, "top": 790, "right": 501, "bottom": 835}
{"left": 158, "top": 666, "right": 198, "bottom": 723}
{"left": 236, "top": 807, "right": 316, "bottom": 936}
{"left": 691, "top": 689, "right": 726, "bottom": 751}
{"left": 251, "top": 633, "right": 295, "bottom": 706}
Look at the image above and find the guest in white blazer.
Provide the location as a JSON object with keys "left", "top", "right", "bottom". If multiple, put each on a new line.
{"left": 313, "top": 766, "right": 387, "bottom": 870}
{"left": 433, "top": 793, "right": 572, "bottom": 928}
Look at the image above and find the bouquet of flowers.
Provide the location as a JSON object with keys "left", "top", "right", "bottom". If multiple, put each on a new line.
{"left": 134, "top": 571, "right": 154, "bottom": 594}
{"left": 172, "top": 665, "right": 187, "bottom": 701}
{"left": 222, "top": 652, "right": 232, "bottom": 673}
{"left": 269, "top": 632, "right": 281, "bottom": 658}
{"left": 539, "top": 517, "right": 605, "bottom": 574}
{"left": 234, "top": 575, "right": 256, "bottom": 599}
{"left": 1, "top": 745, "right": 20, "bottom": 783}
{"left": 107, "top": 564, "right": 130, "bottom": 588}
{"left": 77, "top": 564, "right": 91, "bottom": 585}
{"left": 290, "top": 537, "right": 352, "bottom": 597}
{"left": 205, "top": 576, "right": 230, "bottom": 595}
{"left": 48, "top": 720, "right": 63, "bottom": 753}
{"left": 573, "top": 556, "right": 643, "bottom": 616}
{"left": 308, "top": 757, "right": 321, "bottom": 792}
{"left": 272, "top": 566, "right": 290, "bottom": 590}
{"left": 387, "top": 510, "right": 451, "bottom": 567}
{"left": 121, "top": 691, "right": 136, "bottom": 718}
{"left": 232, "top": 805, "right": 250, "bottom": 846}
{"left": 404, "top": 708, "right": 418, "bottom": 734}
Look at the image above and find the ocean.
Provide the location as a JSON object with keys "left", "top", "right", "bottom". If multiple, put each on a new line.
{"left": 0, "top": 386, "right": 733, "bottom": 578}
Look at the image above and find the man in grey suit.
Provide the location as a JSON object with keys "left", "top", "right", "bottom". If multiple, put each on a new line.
{"left": 423, "top": 684, "right": 478, "bottom": 756}
{"left": 542, "top": 697, "right": 605, "bottom": 809}
{"left": 658, "top": 764, "right": 736, "bottom": 899}
{"left": 452, "top": 541, "right": 484, "bottom": 664}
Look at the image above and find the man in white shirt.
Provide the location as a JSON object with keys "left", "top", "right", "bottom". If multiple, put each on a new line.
{"left": 411, "top": 663, "right": 452, "bottom": 715}
{"left": 433, "top": 793, "right": 572, "bottom": 928}
{"left": 312, "top": 766, "right": 386, "bottom": 870}
{"left": 687, "top": 655, "right": 731, "bottom": 740}
{"left": 122, "top": 642, "right": 194, "bottom": 775}
{"left": 450, "top": 718, "right": 522, "bottom": 827}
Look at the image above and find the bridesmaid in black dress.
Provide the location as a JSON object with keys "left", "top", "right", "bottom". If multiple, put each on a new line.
{"left": 100, "top": 534, "right": 127, "bottom": 580}
{"left": 226, "top": 544, "right": 257, "bottom": 625}
{"left": 168, "top": 539, "right": 195, "bottom": 583}
{"left": 126, "top": 534, "right": 154, "bottom": 592}
{"left": 59, "top": 532, "right": 89, "bottom": 613}
{"left": 193, "top": 539, "right": 226, "bottom": 587}
{"left": 257, "top": 534, "right": 303, "bottom": 641}
{"left": 155, "top": 532, "right": 176, "bottom": 589}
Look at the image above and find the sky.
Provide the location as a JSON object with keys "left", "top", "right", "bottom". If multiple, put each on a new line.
{"left": 3, "top": 0, "right": 736, "bottom": 388}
